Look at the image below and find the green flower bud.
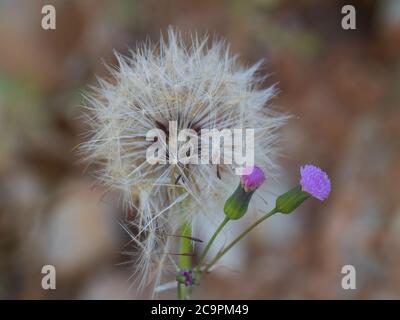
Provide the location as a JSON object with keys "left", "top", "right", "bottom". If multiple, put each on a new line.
{"left": 224, "top": 166, "right": 266, "bottom": 220}
{"left": 275, "top": 185, "right": 310, "bottom": 214}
{"left": 224, "top": 184, "right": 255, "bottom": 220}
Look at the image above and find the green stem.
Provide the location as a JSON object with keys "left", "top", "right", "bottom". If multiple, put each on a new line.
{"left": 196, "top": 217, "right": 230, "bottom": 276}
{"left": 178, "top": 218, "right": 192, "bottom": 300}
{"left": 203, "top": 207, "right": 278, "bottom": 274}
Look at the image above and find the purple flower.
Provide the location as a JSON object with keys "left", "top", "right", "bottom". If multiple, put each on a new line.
{"left": 240, "top": 166, "right": 266, "bottom": 192}
{"left": 179, "top": 269, "right": 195, "bottom": 286}
{"left": 300, "top": 165, "right": 331, "bottom": 201}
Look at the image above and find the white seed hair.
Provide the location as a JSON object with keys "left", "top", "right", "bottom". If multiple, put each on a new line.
{"left": 81, "top": 28, "right": 287, "bottom": 296}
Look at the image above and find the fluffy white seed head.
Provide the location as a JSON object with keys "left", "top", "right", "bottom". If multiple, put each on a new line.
{"left": 81, "top": 28, "right": 287, "bottom": 295}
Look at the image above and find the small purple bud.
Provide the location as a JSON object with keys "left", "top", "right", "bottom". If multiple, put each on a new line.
{"left": 300, "top": 165, "right": 331, "bottom": 201}
{"left": 240, "top": 166, "right": 266, "bottom": 192}
{"left": 176, "top": 269, "right": 195, "bottom": 287}
{"left": 224, "top": 166, "right": 266, "bottom": 220}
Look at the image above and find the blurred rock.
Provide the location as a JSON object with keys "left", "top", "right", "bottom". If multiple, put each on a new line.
{"left": 78, "top": 271, "right": 137, "bottom": 300}
{"left": 34, "top": 181, "right": 120, "bottom": 279}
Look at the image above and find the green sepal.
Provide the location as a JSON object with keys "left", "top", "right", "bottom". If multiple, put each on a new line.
{"left": 275, "top": 185, "right": 310, "bottom": 214}
{"left": 224, "top": 183, "right": 255, "bottom": 220}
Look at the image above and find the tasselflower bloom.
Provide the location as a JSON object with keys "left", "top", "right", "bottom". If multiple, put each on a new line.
{"left": 240, "top": 166, "right": 266, "bottom": 192}
{"left": 224, "top": 166, "right": 267, "bottom": 220}
{"left": 276, "top": 164, "right": 330, "bottom": 214}
{"left": 300, "top": 164, "right": 331, "bottom": 201}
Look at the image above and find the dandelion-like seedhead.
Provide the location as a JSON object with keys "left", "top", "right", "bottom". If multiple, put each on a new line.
{"left": 81, "top": 28, "right": 286, "bottom": 295}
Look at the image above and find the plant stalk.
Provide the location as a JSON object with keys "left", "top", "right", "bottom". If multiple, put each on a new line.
{"left": 178, "top": 218, "right": 192, "bottom": 300}
{"left": 203, "top": 208, "right": 278, "bottom": 274}
{"left": 198, "top": 217, "right": 230, "bottom": 268}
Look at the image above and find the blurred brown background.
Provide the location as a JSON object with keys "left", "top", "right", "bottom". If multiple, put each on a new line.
{"left": 0, "top": 0, "right": 399, "bottom": 299}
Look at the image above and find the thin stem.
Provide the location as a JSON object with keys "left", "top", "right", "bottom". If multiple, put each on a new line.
{"left": 178, "top": 218, "right": 192, "bottom": 300}
{"left": 203, "top": 207, "right": 278, "bottom": 274}
{"left": 197, "top": 217, "right": 230, "bottom": 270}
